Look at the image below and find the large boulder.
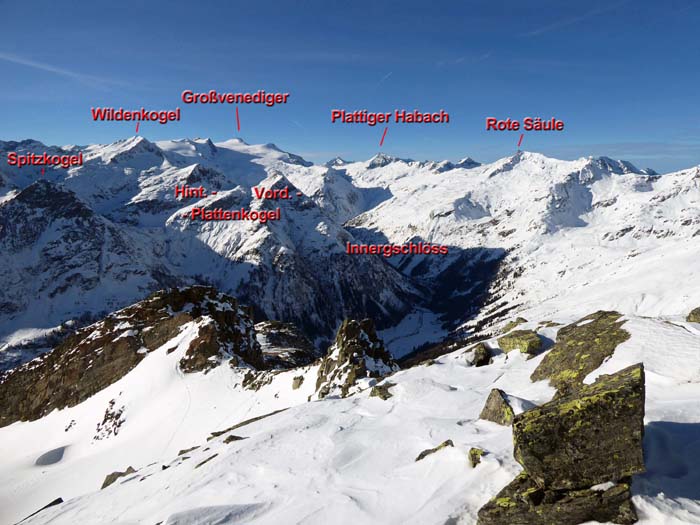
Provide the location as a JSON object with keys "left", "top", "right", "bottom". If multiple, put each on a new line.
{"left": 498, "top": 330, "right": 541, "bottom": 357}
{"left": 513, "top": 363, "right": 645, "bottom": 490}
{"left": 468, "top": 342, "right": 492, "bottom": 367}
{"left": 314, "top": 319, "right": 398, "bottom": 399}
{"left": 531, "top": 311, "right": 630, "bottom": 397}
{"left": 479, "top": 389, "right": 515, "bottom": 426}
{"left": 687, "top": 307, "right": 700, "bottom": 323}
{"left": 477, "top": 472, "right": 637, "bottom": 525}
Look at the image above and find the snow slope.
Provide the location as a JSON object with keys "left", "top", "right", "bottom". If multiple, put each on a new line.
{"left": 2, "top": 313, "right": 699, "bottom": 524}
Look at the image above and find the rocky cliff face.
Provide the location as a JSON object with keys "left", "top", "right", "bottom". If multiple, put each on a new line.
{"left": 0, "top": 286, "right": 261, "bottom": 427}
{"left": 314, "top": 319, "right": 398, "bottom": 399}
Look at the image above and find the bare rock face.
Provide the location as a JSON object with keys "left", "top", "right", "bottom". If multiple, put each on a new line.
{"left": 314, "top": 319, "right": 398, "bottom": 399}
{"left": 0, "top": 286, "right": 261, "bottom": 427}
{"left": 479, "top": 389, "right": 515, "bottom": 426}
{"left": 531, "top": 311, "right": 630, "bottom": 397}
{"left": 513, "top": 363, "right": 645, "bottom": 490}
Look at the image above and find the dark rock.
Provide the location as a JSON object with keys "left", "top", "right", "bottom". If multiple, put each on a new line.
{"left": 223, "top": 435, "right": 246, "bottom": 444}
{"left": 194, "top": 454, "right": 218, "bottom": 469}
{"left": 469, "top": 447, "right": 485, "bottom": 467}
{"left": 531, "top": 311, "right": 630, "bottom": 397}
{"left": 415, "top": 439, "right": 454, "bottom": 462}
{"left": 314, "top": 319, "right": 398, "bottom": 399}
{"left": 255, "top": 320, "right": 318, "bottom": 369}
{"left": 687, "top": 307, "right": 700, "bottom": 323}
{"left": 369, "top": 381, "right": 395, "bottom": 400}
{"left": 470, "top": 343, "right": 492, "bottom": 367}
{"left": 177, "top": 446, "right": 199, "bottom": 456}
{"left": 291, "top": 375, "right": 304, "bottom": 390}
{"left": 498, "top": 330, "right": 541, "bottom": 357}
{"left": 101, "top": 466, "right": 136, "bottom": 489}
{"left": 513, "top": 364, "right": 645, "bottom": 490}
{"left": 207, "top": 408, "right": 289, "bottom": 441}
{"left": 477, "top": 472, "right": 637, "bottom": 525}
{"left": 479, "top": 389, "right": 515, "bottom": 426}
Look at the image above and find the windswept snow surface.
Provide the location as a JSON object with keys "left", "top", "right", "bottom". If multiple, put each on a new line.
{"left": 1, "top": 315, "right": 699, "bottom": 524}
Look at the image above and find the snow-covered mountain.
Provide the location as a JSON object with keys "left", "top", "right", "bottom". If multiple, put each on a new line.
{"left": 2, "top": 136, "right": 697, "bottom": 369}
{"left": 1, "top": 137, "right": 700, "bottom": 524}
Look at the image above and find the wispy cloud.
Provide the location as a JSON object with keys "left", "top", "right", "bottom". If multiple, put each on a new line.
{"left": 0, "top": 51, "right": 125, "bottom": 88}
{"left": 377, "top": 71, "right": 393, "bottom": 86}
{"left": 436, "top": 51, "right": 492, "bottom": 68}
{"left": 523, "top": 1, "right": 630, "bottom": 37}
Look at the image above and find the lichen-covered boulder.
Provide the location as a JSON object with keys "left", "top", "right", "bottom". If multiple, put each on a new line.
{"left": 687, "top": 307, "right": 700, "bottom": 323}
{"left": 531, "top": 311, "right": 630, "bottom": 397}
{"left": 369, "top": 381, "right": 395, "bottom": 400}
{"left": 503, "top": 316, "right": 528, "bottom": 333}
{"left": 498, "top": 330, "right": 541, "bottom": 357}
{"left": 477, "top": 472, "right": 637, "bottom": 525}
{"left": 469, "top": 447, "right": 485, "bottom": 467}
{"left": 314, "top": 319, "right": 398, "bottom": 399}
{"left": 513, "top": 363, "right": 645, "bottom": 490}
{"left": 479, "top": 389, "right": 515, "bottom": 426}
{"left": 469, "top": 342, "right": 492, "bottom": 367}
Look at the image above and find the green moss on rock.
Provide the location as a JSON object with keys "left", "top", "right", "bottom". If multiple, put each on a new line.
{"left": 503, "top": 317, "right": 528, "bottom": 333}
{"left": 415, "top": 439, "right": 454, "bottom": 462}
{"left": 479, "top": 388, "right": 515, "bottom": 426}
{"left": 477, "top": 472, "right": 638, "bottom": 524}
{"left": 498, "top": 330, "right": 542, "bottom": 357}
{"left": 467, "top": 342, "right": 492, "bottom": 367}
{"left": 531, "top": 311, "right": 630, "bottom": 397}
{"left": 468, "top": 447, "right": 485, "bottom": 467}
{"left": 513, "top": 363, "right": 645, "bottom": 490}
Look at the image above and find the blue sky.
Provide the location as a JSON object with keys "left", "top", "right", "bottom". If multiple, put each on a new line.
{"left": 1, "top": 0, "right": 699, "bottom": 171}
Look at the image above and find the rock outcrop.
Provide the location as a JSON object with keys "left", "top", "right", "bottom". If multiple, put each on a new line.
{"left": 415, "top": 439, "right": 454, "bottom": 462}
{"left": 498, "top": 330, "right": 541, "bottom": 357}
{"left": 479, "top": 389, "right": 515, "bottom": 426}
{"left": 469, "top": 342, "right": 492, "bottom": 367}
{"left": 531, "top": 311, "right": 630, "bottom": 397}
{"left": 478, "top": 363, "right": 645, "bottom": 524}
{"left": 477, "top": 472, "right": 637, "bottom": 525}
{"left": 0, "top": 286, "right": 261, "bottom": 427}
{"left": 687, "top": 307, "right": 700, "bottom": 323}
{"left": 101, "top": 466, "right": 136, "bottom": 489}
{"left": 314, "top": 319, "right": 398, "bottom": 399}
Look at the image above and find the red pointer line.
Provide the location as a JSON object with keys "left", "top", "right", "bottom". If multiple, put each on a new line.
{"left": 517, "top": 133, "right": 524, "bottom": 148}
{"left": 41, "top": 168, "right": 45, "bottom": 176}
{"left": 236, "top": 107, "right": 241, "bottom": 132}
{"left": 379, "top": 127, "right": 388, "bottom": 147}
{"left": 136, "top": 122, "right": 140, "bottom": 134}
